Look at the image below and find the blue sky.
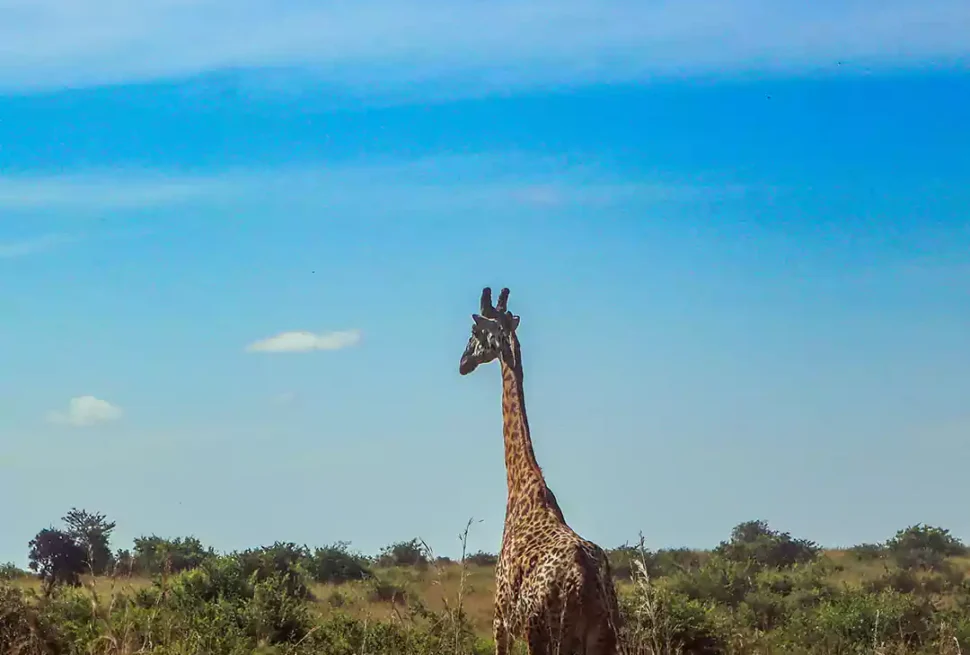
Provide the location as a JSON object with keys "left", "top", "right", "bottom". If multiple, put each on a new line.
{"left": 1, "top": 0, "right": 969, "bottom": 564}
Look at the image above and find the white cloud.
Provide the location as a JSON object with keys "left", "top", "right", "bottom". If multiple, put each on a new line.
{"left": 0, "top": 0, "right": 966, "bottom": 95}
{"left": 0, "top": 233, "right": 74, "bottom": 258}
{"left": 47, "top": 395, "right": 123, "bottom": 427}
{"left": 245, "top": 329, "right": 362, "bottom": 354}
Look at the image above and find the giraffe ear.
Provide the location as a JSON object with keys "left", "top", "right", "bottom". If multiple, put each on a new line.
{"left": 472, "top": 314, "right": 490, "bottom": 328}
{"left": 507, "top": 314, "right": 520, "bottom": 332}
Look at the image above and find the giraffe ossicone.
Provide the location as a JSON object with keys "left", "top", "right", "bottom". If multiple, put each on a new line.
{"left": 459, "top": 286, "right": 624, "bottom": 655}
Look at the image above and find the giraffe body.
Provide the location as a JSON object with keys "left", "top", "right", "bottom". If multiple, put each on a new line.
{"left": 494, "top": 508, "right": 622, "bottom": 655}
{"left": 459, "top": 288, "right": 623, "bottom": 655}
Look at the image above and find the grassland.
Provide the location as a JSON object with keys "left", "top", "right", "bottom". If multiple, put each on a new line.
{"left": 4, "top": 522, "right": 970, "bottom": 654}
{"left": 9, "top": 550, "right": 968, "bottom": 638}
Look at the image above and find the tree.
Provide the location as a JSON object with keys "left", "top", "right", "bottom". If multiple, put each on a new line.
{"left": 886, "top": 524, "right": 967, "bottom": 571}
{"left": 715, "top": 520, "right": 820, "bottom": 570}
{"left": 133, "top": 535, "right": 214, "bottom": 574}
{"left": 61, "top": 508, "right": 116, "bottom": 575}
{"left": 27, "top": 528, "right": 87, "bottom": 597}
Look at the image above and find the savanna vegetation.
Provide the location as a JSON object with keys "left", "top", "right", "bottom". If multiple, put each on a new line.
{"left": 2, "top": 509, "right": 970, "bottom": 654}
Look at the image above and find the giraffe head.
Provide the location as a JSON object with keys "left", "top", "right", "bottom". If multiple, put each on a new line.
{"left": 458, "top": 287, "right": 520, "bottom": 375}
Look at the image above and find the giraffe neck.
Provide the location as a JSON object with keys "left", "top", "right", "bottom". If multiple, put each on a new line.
{"left": 499, "top": 336, "right": 565, "bottom": 521}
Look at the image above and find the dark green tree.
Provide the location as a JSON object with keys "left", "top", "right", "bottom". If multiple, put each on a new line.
{"left": 27, "top": 528, "right": 87, "bottom": 597}
{"left": 61, "top": 508, "right": 116, "bottom": 575}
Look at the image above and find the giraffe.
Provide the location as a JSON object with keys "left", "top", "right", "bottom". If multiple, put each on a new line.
{"left": 458, "top": 287, "right": 624, "bottom": 655}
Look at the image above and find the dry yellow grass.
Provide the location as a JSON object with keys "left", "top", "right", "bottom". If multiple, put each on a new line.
{"left": 308, "top": 564, "right": 498, "bottom": 633}
{"left": 8, "top": 565, "right": 500, "bottom": 634}
{"left": 10, "top": 574, "right": 153, "bottom": 597}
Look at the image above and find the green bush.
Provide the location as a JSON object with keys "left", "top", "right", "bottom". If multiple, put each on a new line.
{"left": 133, "top": 534, "right": 215, "bottom": 574}
{"left": 607, "top": 544, "right": 642, "bottom": 580}
{"left": 377, "top": 538, "right": 429, "bottom": 568}
{"left": 243, "top": 574, "right": 314, "bottom": 645}
{"left": 621, "top": 581, "right": 730, "bottom": 655}
{"left": 464, "top": 551, "right": 498, "bottom": 567}
{"left": 0, "top": 563, "right": 27, "bottom": 581}
{"left": 779, "top": 589, "right": 934, "bottom": 653}
{"left": 306, "top": 542, "right": 372, "bottom": 584}
{"left": 233, "top": 542, "right": 312, "bottom": 599}
{"left": 169, "top": 555, "right": 252, "bottom": 604}
{"left": 715, "top": 520, "right": 820, "bottom": 570}
{"left": 887, "top": 524, "right": 968, "bottom": 571}
{"left": 847, "top": 542, "right": 886, "bottom": 561}
{"left": 0, "top": 584, "right": 57, "bottom": 655}
{"left": 609, "top": 545, "right": 703, "bottom": 581}
{"left": 668, "top": 554, "right": 756, "bottom": 606}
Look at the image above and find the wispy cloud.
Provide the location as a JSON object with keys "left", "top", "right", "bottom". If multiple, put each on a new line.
{"left": 0, "top": 0, "right": 966, "bottom": 95}
{"left": 0, "top": 173, "right": 221, "bottom": 210}
{"left": 270, "top": 391, "right": 299, "bottom": 407}
{"left": 0, "top": 233, "right": 74, "bottom": 258}
{"left": 47, "top": 395, "right": 123, "bottom": 427}
{"left": 0, "top": 154, "right": 756, "bottom": 213}
{"left": 245, "top": 330, "right": 362, "bottom": 354}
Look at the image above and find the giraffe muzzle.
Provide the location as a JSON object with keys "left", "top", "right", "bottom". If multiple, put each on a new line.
{"left": 459, "top": 355, "right": 477, "bottom": 375}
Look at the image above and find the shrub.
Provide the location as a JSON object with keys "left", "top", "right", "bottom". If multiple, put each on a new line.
{"left": 887, "top": 524, "right": 967, "bottom": 571}
{"left": 234, "top": 542, "right": 312, "bottom": 599}
{"left": 847, "top": 542, "right": 886, "bottom": 561}
{"left": 653, "top": 548, "right": 705, "bottom": 576}
{"left": 243, "top": 574, "right": 314, "bottom": 645}
{"left": 327, "top": 589, "right": 349, "bottom": 608}
{"left": 133, "top": 534, "right": 215, "bottom": 574}
{"left": 367, "top": 578, "right": 408, "bottom": 605}
{"left": 465, "top": 551, "right": 498, "bottom": 567}
{"left": 377, "top": 539, "right": 429, "bottom": 568}
{"left": 779, "top": 589, "right": 934, "bottom": 652}
{"left": 607, "top": 545, "right": 641, "bottom": 580}
{"left": 715, "top": 520, "right": 820, "bottom": 570}
{"left": 740, "top": 564, "right": 834, "bottom": 632}
{"left": 111, "top": 548, "right": 140, "bottom": 576}
{"left": 608, "top": 544, "right": 703, "bottom": 581}
{"left": 0, "top": 584, "right": 57, "bottom": 654}
{"left": 668, "top": 554, "right": 756, "bottom": 607}
{"left": 0, "top": 563, "right": 27, "bottom": 581}
{"left": 306, "top": 542, "right": 371, "bottom": 584}
{"left": 621, "top": 579, "right": 729, "bottom": 655}
{"left": 170, "top": 555, "right": 251, "bottom": 604}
